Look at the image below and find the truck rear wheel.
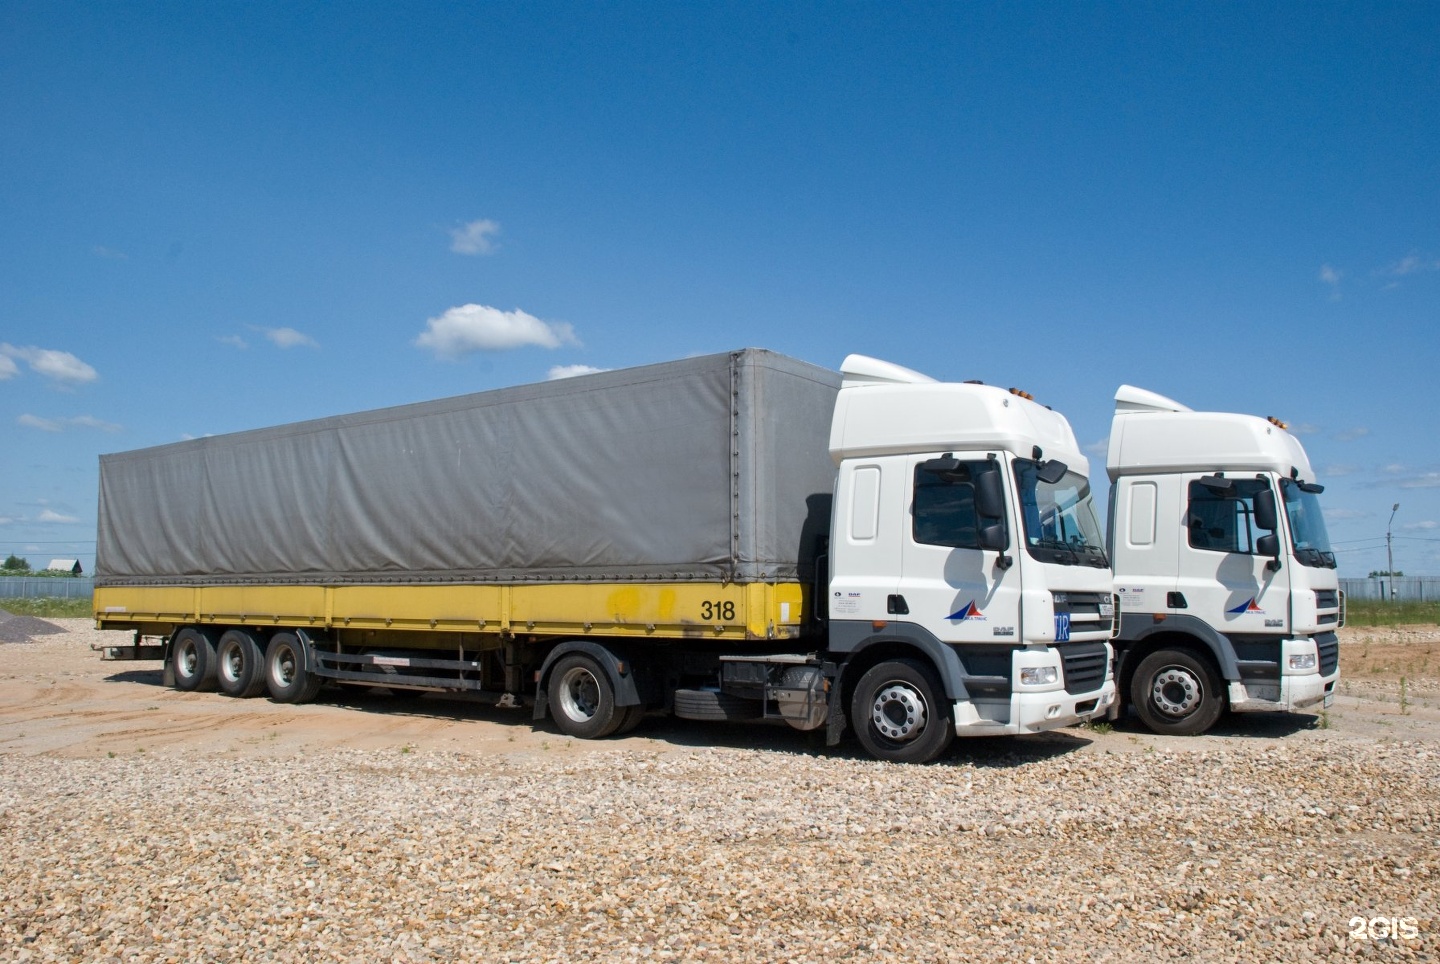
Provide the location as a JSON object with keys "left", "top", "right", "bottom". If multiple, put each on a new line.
{"left": 171, "top": 628, "right": 218, "bottom": 692}
{"left": 265, "top": 632, "right": 322, "bottom": 704}
{"left": 547, "top": 654, "right": 624, "bottom": 739}
{"left": 216, "top": 629, "right": 267, "bottom": 698}
{"left": 1131, "top": 649, "right": 1224, "bottom": 736}
{"left": 851, "top": 659, "right": 954, "bottom": 764}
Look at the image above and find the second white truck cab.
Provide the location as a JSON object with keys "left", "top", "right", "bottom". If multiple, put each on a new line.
{"left": 1106, "top": 385, "right": 1342, "bottom": 734}
{"left": 827, "top": 356, "right": 1118, "bottom": 760}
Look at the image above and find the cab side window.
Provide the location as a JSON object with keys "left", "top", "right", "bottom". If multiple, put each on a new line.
{"left": 913, "top": 463, "right": 982, "bottom": 549}
{"left": 1186, "top": 479, "right": 1269, "bottom": 554}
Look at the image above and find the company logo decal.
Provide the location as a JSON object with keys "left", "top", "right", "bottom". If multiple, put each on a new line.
{"left": 1227, "top": 597, "right": 1265, "bottom": 615}
{"left": 948, "top": 601, "right": 986, "bottom": 621}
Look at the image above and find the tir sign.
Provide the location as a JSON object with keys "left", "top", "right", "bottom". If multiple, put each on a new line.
{"left": 1055, "top": 612, "right": 1071, "bottom": 642}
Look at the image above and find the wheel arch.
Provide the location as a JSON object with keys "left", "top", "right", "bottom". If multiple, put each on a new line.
{"left": 532, "top": 639, "right": 642, "bottom": 722}
{"left": 831, "top": 626, "right": 970, "bottom": 707}
{"left": 1114, "top": 616, "right": 1238, "bottom": 699}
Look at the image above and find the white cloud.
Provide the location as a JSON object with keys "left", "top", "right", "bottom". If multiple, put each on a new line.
{"left": 0, "top": 343, "right": 99, "bottom": 385}
{"left": 450, "top": 219, "right": 502, "bottom": 256}
{"left": 253, "top": 326, "right": 318, "bottom": 349}
{"left": 16, "top": 413, "right": 122, "bottom": 433}
{"left": 416, "top": 304, "right": 578, "bottom": 358}
{"left": 1332, "top": 427, "right": 1369, "bottom": 442}
{"left": 92, "top": 245, "right": 128, "bottom": 260}
{"left": 548, "top": 364, "right": 609, "bottom": 380}
{"left": 1398, "top": 472, "right": 1440, "bottom": 489}
{"left": 1380, "top": 254, "right": 1440, "bottom": 277}
{"left": 18, "top": 414, "right": 61, "bottom": 432}
{"left": 1325, "top": 508, "right": 1370, "bottom": 520}
{"left": 1318, "top": 264, "right": 1342, "bottom": 300}
{"left": 1321, "top": 464, "right": 1359, "bottom": 477}
{"left": 1083, "top": 437, "right": 1109, "bottom": 457}
{"left": 1402, "top": 520, "right": 1438, "bottom": 531}
{"left": 217, "top": 335, "right": 248, "bottom": 349}
{"left": 0, "top": 354, "right": 18, "bottom": 380}
{"left": 1287, "top": 423, "right": 1319, "bottom": 436}
{"left": 37, "top": 509, "right": 80, "bottom": 524}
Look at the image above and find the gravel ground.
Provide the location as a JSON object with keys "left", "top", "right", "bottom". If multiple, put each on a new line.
{"left": 1, "top": 620, "right": 1437, "bottom": 962}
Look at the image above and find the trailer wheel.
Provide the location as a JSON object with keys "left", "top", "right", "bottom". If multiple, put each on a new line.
{"left": 1130, "top": 649, "right": 1224, "bottom": 736}
{"left": 171, "top": 628, "right": 218, "bottom": 692}
{"left": 265, "top": 632, "right": 322, "bottom": 704}
{"left": 547, "top": 654, "right": 623, "bottom": 739}
{"left": 216, "top": 629, "right": 267, "bottom": 698}
{"left": 851, "top": 659, "right": 954, "bottom": 764}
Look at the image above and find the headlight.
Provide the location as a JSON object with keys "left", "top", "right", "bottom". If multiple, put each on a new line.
{"left": 1288, "top": 653, "right": 1317, "bottom": 670}
{"left": 1021, "top": 666, "right": 1058, "bottom": 686}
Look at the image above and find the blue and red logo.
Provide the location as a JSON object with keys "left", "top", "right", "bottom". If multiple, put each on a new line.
{"left": 948, "top": 601, "right": 985, "bottom": 621}
{"left": 1227, "top": 597, "right": 1265, "bottom": 615}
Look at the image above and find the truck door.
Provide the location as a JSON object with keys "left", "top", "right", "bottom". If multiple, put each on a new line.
{"left": 828, "top": 459, "right": 903, "bottom": 625}
{"left": 901, "top": 455, "right": 1022, "bottom": 644}
{"left": 1179, "top": 474, "right": 1290, "bottom": 635}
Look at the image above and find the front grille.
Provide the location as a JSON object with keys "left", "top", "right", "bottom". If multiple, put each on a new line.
{"left": 1058, "top": 641, "right": 1108, "bottom": 694}
{"left": 1053, "top": 591, "right": 1117, "bottom": 636}
{"left": 1316, "top": 632, "right": 1339, "bottom": 677}
{"left": 1315, "top": 589, "right": 1341, "bottom": 625}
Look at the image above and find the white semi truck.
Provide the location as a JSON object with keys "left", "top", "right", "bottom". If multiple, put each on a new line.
{"left": 1106, "top": 385, "right": 1342, "bottom": 735}
{"left": 94, "top": 349, "right": 1117, "bottom": 764}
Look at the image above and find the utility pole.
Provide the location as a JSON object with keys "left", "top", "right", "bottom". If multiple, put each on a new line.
{"left": 1386, "top": 503, "right": 1400, "bottom": 602}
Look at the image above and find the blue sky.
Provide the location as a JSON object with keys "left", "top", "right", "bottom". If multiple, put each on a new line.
{"left": 2, "top": 2, "right": 1438, "bottom": 577}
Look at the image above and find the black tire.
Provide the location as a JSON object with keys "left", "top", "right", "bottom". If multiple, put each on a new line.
{"left": 850, "top": 658, "right": 954, "bottom": 764}
{"left": 215, "top": 629, "right": 267, "bottom": 698}
{"left": 672, "top": 688, "right": 763, "bottom": 722}
{"left": 171, "top": 628, "right": 218, "bottom": 692}
{"left": 1130, "top": 649, "right": 1225, "bottom": 736}
{"left": 547, "top": 654, "right": 624, "bottom": 739}
{"left": 265, "top": 632, "right": 322, "bottom": 704}
{"left": 614, "top": 702, "right": 648, "bottom": 735}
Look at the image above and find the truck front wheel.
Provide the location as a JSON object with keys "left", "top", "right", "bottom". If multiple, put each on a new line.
{"left": 547, "top": 654, "right": 624, "bottom": 739}
{"left": 1130, "top": 649, "right": 1224, "bottom": 736}
{"left": 171, "top": 628, "right": 218, "bottom": 692}
{"left": 851, "top": 659, "right": 954, "bottom": 764}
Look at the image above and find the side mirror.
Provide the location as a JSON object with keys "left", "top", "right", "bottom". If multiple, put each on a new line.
{"left": 979, "top": 523, "right": 1007, "bottom": 552}
{"left": 975, "top": 465, "right": 1006, "bottom": 519}
{"left": 1253, "top": 488, "right": 1278, "bottom": 531}
{"left": 1036, "top": 460, "right": 1068, "bottom": 485}
{"left": 1257, "top": 532, "right": 1281, "bottom": 571}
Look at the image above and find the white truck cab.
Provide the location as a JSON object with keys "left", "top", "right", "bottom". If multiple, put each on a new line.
{"left": 826, "top": 355, "right": 1118, "bottom": 761}
{"left": 1107, "top": 386, "right": 1342, "bottom": 734}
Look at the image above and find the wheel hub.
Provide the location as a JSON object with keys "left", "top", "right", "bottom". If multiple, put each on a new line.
{"left": 870, "top": 683, "right": 927, "bottom": 742}
{"left": 559, "top": 668, "right": 600, "bottom": 721}
{"left": 1151, "top": 667, "right": 1202, "bottom": 717}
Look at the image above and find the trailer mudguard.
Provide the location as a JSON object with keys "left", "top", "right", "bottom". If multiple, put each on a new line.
{"left": 532, "top": 640, "right": 643, "bottom": 722}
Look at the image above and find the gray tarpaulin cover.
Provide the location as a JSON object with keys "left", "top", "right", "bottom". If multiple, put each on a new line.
{"left": 96, "top": 350, "right": 840, "bottom": 587}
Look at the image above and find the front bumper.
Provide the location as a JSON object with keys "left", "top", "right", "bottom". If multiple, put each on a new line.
{"left": 1228, "top": 672, "right": 1339, "bottom": 712}
{"left": 951, "top": 678, "right": 1117, "bottom": 736}
{"left": 1229, "top": 636, "right": 1339, "bottom": 712}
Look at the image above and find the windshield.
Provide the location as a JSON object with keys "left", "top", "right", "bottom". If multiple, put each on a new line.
{"left": 1280, "top": 478, "right": 1336, "bottom": 568}
{"left": 1014, "top": 459, "right": 1108, "bottom": 567}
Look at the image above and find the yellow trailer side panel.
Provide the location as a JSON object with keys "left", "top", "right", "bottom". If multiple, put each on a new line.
{"left": 95, "top": 581, "right": 810, "bottom": 643}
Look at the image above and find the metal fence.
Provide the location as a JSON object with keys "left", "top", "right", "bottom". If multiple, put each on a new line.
{"left": 1339, "top": 577, "right": 1440, "bottom": 602}
{"left": 0, "top": 576, "right": 95, "bottom": 600}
